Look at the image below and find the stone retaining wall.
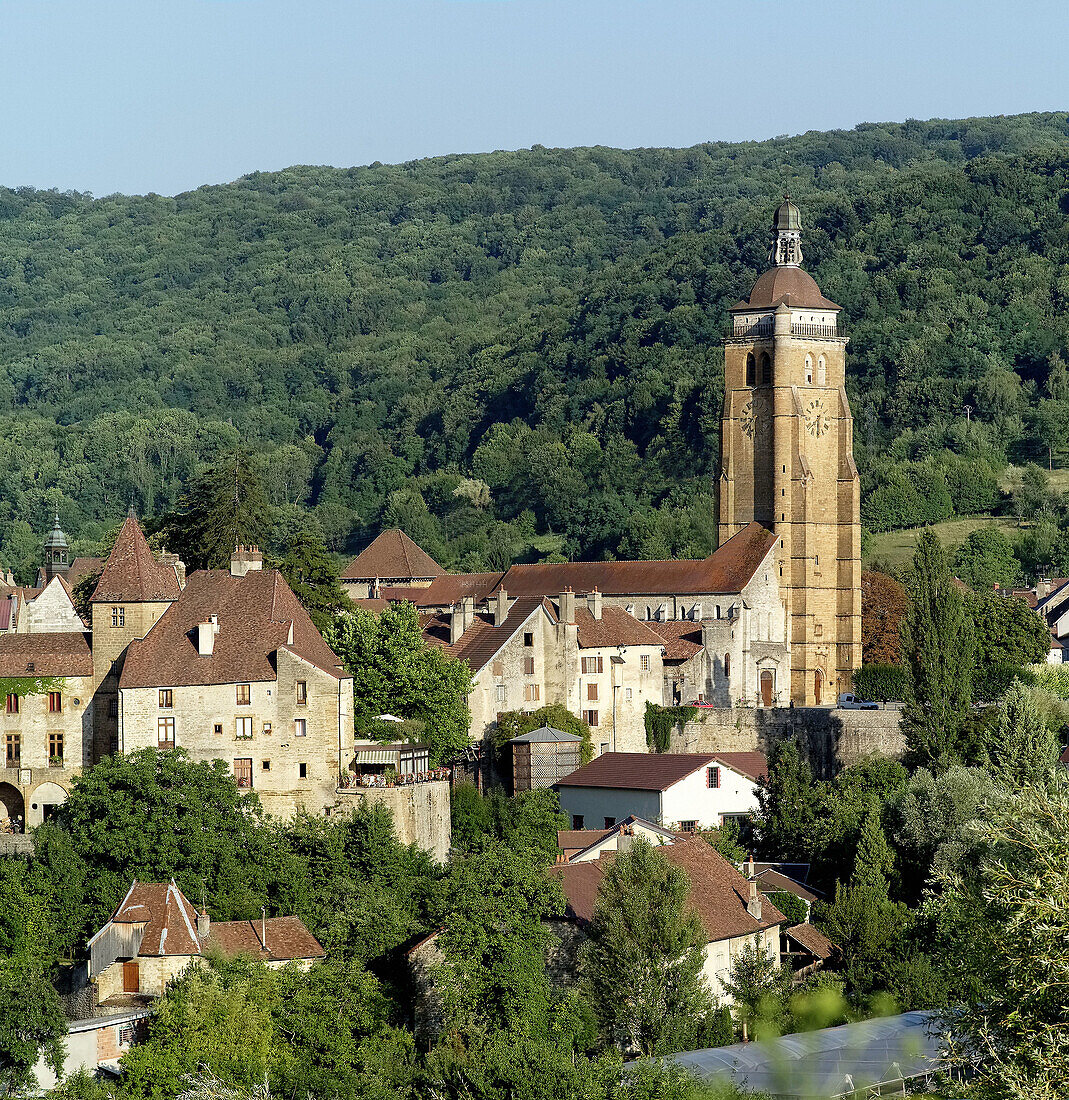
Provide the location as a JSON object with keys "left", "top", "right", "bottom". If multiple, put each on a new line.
{"left": 334, "top": 780, "right": 451, "bottom": 862}
{"left": 668, "top": 706, "right": 906, "bottom": 778}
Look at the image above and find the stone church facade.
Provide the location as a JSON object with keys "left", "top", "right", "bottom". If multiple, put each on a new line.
{"left": 718, "top": 197, "right": 862, "bottom": 705}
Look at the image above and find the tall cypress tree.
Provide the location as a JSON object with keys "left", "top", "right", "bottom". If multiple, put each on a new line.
{"left": 900, "top": 529, "right": 975, "bottom": 768}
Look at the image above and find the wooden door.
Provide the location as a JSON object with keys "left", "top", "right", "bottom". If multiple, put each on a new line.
{"left": 123, "top": 960, "right": 140, "bottom": 993}
{"left": 814, "top": 669, "right": 824, "bottom": 706}
{"left": 760, "top": 670, "right": 774, "bottom": 707}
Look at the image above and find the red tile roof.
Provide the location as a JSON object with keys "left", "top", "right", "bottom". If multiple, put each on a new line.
{"left": 557, "top": 751, "right": 716, "bottom": 792}
{"left": 342, "top": 530, "right": 443, "bottom": 581}
{"left": 497, "top": 523, "right": 776, "bottom": 598}
{"left": 91, "top": 517, "right": 182, "bottom": 604}
{"left": 551, "top": 836, "right": 784, "bottom": 942}
{"left": 91, "top": 881, "right": 202, "bottom": 957}
{"left": 647, "top": 620, "right": 705, "bottom": 660}
{"left": 120, "top": 569, "right": 346, "bottom": 689}
{"left": 0, "top": 631, "right": 93, "bottom": 676}
{"left": 557, "top": 827, "right": 614, "bottom": 853}
{"left": 574, "top": 606, "right": 666, "bottom": 649}
{"left": 755, "top": 868, "right": 820, "bottom": 904}
{"left": 709, "top": 751, "right": 768, "bottom": 783}
{"left": 786, "top": 922, "right": 836, "bottom": 960}
{"left": 422, "top": 596, "right": 553, "bottom": 673}
{"left": 731, "top": 266, "right": 840, "bottom": 311}
{"left": 66, "top": 557, "right": 104, "bottom": 592}
{"left": 207, "top": 916, "right": 324, "bottom": 962}
{"left": 381, "top": 572, "right": 505, "bottom": 607}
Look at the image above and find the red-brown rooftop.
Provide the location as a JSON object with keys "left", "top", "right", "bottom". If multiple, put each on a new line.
{"left": 90, "top": 516, "right": 182, "bottom": 604}
{"left": 557, "top": 751, "right": 717, "bottom": 792}
{"left": 732, "top": 266, "right": 840, "bottom": 312}
{"left": 342, "top": 530, "right": 443, "bottom": 582}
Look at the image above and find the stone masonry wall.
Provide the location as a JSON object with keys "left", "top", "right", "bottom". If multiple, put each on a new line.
{"left": 334, "top": 780, "right": 451, "bottom": 863}
{"left": 668, "top": 706, "right": 906, "bottom": 778}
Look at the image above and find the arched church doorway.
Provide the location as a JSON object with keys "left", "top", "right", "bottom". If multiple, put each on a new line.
{"left": 760, "top": 670, "right": 774, "bottom": 708}
{"left": 0, "top": 783, "right": 24, "bottom": 832}
{"left": 814, "top": 669, "right": 825, "bottom": 706}
{"left": 27, "top": 782, "right": 67, "bottom": 828}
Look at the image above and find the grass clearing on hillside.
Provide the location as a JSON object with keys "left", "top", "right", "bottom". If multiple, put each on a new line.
{"left": 865, "top": 515, "right": 1020, "bottom": 570}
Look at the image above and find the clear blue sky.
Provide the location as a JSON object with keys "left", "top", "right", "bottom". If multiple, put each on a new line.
{"left": 0, "top": 0, "right": 1064, "bottom": 197}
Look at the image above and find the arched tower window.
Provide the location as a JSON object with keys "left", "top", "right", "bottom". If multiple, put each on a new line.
{"left": 804, "top": 355, "right": 813, "bottom": 384}
{"left": 817, "top": 356, "right": 826, "bottom": 385}
{"left": 745, "top": 353, "right": 755, "bottom": 386}
{"left": 760, "top": 353, "right": 771, "bottom": 385}
{"left": 724, "top": 653, "right": 731, "bottom": 680}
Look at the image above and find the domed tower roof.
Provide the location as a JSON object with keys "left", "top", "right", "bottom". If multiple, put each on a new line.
{"left": 772, "top": 195, "right": 801, "bottom": 232}
{"left": 43, "top": 514, "right": 68, "bottom": 552}
{"left": 730, "top": 194, "right": 840, "bottom": 311}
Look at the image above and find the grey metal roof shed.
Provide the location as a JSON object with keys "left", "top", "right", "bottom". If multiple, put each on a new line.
{"left": 509, "top": 726, "right": 582, "bottom": 791}
{"left": 663, "top": 1011, "right": 957, "bottom": 1098}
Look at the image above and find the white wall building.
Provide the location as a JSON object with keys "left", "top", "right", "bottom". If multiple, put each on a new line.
{"left": 555, "top": 751, "right": 766, "bottom": 832}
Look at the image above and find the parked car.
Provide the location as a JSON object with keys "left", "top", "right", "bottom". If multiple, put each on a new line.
{"left": 838, "top": 692, "right": 879, "bottom": 710}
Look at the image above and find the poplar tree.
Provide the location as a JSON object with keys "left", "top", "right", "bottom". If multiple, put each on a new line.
{"left": 900, "top": 529, "right": 975, "bottom": 767}
{"left": 989, "top": 681, "right": 1060, "bottom": 785}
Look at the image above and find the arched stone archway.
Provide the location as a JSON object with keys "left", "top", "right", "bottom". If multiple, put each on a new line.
{"left": 0, "top": 783, "right": 24, "bottom": 831}
{"left": 27, "top": 781, "right": 68, "bottom": 828}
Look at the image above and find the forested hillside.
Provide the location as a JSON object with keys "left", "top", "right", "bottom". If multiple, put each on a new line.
{"left": 3, "top": 112, "right": 1069, "bottom": 579}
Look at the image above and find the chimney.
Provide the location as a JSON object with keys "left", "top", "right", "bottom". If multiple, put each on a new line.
{"left": 617, "top": 827, "right": 634, "bottom": 854}
{"left": 462, "top": 595, "right": 475, "bottom": 632}
{"left": 230, "top": 544, "right": 264, "bottom": 578}
{"left": 159, "top": 550, "right": 187, "bottom": 590}
{"left": 559, "top": 588, "right": 576, "bottom": 625}
{"left": 494, "top": 588, "right": 509, "bottom": 628}
{"left": 587, "top": 587, "right": 603, "bottom": 621}
{"left": 1037, "top": 578, "right": 1051, "bottom": 601}
{"left": 197, "top": 909, "right": 210, "bottom": 941}
{"left": 746, "top": 856, "right": 762, "bottom": 921}
{"left": 197, "top": 620, "right": 215, "bottom": 656}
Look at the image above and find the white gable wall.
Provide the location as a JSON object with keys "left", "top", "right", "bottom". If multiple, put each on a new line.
{"left": 660, "top": 763, "right": 760, "bottom": 830}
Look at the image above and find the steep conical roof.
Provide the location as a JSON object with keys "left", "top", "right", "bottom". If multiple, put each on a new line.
{"left": 90, "top": 515, "right": 182, "bottom": 604}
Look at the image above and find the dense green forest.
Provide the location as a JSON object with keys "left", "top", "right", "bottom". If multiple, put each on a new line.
{"left": 3, "top": 112, "right": 1069, "bottom": 578}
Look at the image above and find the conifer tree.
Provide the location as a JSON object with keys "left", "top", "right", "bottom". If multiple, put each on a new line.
{"left": 900, "top": 529, "right": 975, "bottom": 767}
{"left": 989, "top": 681, "right": 1060, "bottom": 786}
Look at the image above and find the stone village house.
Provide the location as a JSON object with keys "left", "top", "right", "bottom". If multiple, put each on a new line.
{"left": 0, "top": 515, "right": 355, "bottom": 826}
{"left": 345, "top": 522, "right": 788, "bottom": 755}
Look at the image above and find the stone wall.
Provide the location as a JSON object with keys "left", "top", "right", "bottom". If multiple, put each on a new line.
{"left": 668, "top": 706, "right": 906, "bottom": 778}
{"left": 334, "top": 780, "right": 451, "bottom": 862}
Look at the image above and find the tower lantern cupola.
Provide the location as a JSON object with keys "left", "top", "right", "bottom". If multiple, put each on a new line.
{"left": 43, "top": 513, "right": 70, "bottom": 583}
{"left": 769, "top": 194, "right": 802, "bottom": 268}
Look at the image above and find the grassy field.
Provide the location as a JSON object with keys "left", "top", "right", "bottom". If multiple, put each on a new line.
{"left": 865, "top": 515, "right": 1019, "bottom": 571}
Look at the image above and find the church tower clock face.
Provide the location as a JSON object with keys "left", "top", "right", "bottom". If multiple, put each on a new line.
{"left": 804, "top": 398, "right": 830, "bottom": 437}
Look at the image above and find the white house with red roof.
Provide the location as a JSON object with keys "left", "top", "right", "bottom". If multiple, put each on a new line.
{"left": 556, "top": 750, "right": 767, "bottom": 833}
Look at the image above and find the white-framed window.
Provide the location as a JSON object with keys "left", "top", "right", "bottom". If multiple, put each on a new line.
{"left": 111, "top": 606, "right": 124, "bottom": 628}
{"left": 581, "top": 656, "right": 604, "bottom": 674}
{"left": 625, "top": 687, "right": 633, "bottom": 701}
{"left": 294, "top": 718, "right": 307, "bottom": 738}
{"left": 158, "top": 717, "right": 175, "bottom": 749}
{"left": 640, "top": 654, "right": 651, "bottom": 671}
{"left": 495, "top": 684, "right": 506, "bottom": 704}
{"left": 236, "top": 717, "right": 253, "bottom": 739}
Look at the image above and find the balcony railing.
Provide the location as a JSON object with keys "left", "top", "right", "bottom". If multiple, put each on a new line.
{"left": 790, "top": 323, "right": 838, "bottom": 338}
{"left": 732, "top": 319, "right": 773, "bottom": 338}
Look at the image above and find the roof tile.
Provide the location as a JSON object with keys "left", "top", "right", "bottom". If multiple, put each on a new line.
{"left": 0, "top": 631, "right": 93, "bottom": 676}
{"left": 120, "top": 569, "right": 346, "bottom": 688}
{"left": 342, "top": 530, "right": 443, "bottom": 582}
{"left": 557, "top": 751, "right": 717, "bottom": 792}
{"left": 91, "top": 517, "right": 181, "bottom": 604}
{"left": 551, "top": 836, "right": 785, "bottom": 942}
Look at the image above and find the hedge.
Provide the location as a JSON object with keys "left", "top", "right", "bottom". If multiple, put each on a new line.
{"left": 851, "top": 664, "right": 909, "bottom": 702}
